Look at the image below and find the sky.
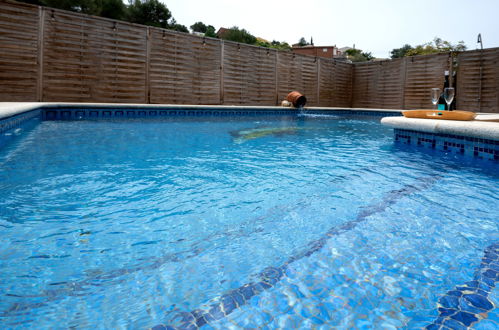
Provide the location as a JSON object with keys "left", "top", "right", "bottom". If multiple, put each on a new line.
{"left": 165, "top": 0, "right": 499, "bottom": 58}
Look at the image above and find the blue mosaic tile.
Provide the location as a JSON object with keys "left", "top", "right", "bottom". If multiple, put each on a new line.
{"left": 153, "top": 175, "right": 441, "bottom": 329}
{"left": 394, "top": 128, "right": 499, "bottom": 161}
{"left": 0, "top": 110, "right": 41, "bottom": 149}
{"left": 37, "top": 107, "right": 401, "bottom": 121}
{"left": 427, "top": 242, "right": 499, "bottom": 329}
{"left": 0, "top": 110, "right": 41, "bottom": 134}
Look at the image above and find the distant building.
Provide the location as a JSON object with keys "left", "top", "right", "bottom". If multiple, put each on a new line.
{"left": 216, "top": 28, "right": 230, "bottom": 39}
{"left": 291, "top": 45, "right": 342, "bottom": 59}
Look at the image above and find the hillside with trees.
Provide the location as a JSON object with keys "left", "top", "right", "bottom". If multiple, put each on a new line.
{"left": 390, "top": 37, "right": 467, "bottom": 58}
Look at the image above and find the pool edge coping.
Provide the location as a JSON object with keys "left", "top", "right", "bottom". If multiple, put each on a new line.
{"left": 0, "top": 102, "right": 402, "bottom": 121}
{"left": 381, "top": 116, "right": 499, "bottom": 141}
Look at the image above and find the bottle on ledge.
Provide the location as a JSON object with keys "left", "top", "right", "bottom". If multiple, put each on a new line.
{"left": 438, "top": 70, "right": 457, "bottom": 110}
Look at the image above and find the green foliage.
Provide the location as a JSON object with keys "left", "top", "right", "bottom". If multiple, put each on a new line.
{"left": 169, "top": 18, "right": 188, "bottom": 33}
{"left": 205, "top": 25, "right": 216, "bottom": 38}
{"left": 345, "top": 48, "right": 374, "bottom": 62}
{"left": 254, "top": 40, "right": 291, "bottom": 51}
{"left": 19, "top": 0, "right": 125, "bottom": 18}
{"left": 345, "top": 48, "right": 359, "bottom": 56}
{"left": 406, "top": 37, "right": 467, "bottom": 56}
{"left": 270, "top": 40, "right": 291, "bottom": 51}
{"left": 390, "top": 44, "right": 413, "bottom": 59}
{"left": 221, "top": 26, "right": 256, "bottom": 45}
{"left": 190, "top": 21, "right": 217, "bottom": 38}
{"left": 361, "top": 51, "right": 374, "bottom": 61}
{"left": 391, "top": 38, "right": 467, "bottom": 58}
{"left": 43, "top": 0, "right": 100, "bottom": 14}
{"left": 190, "top": 21, "right": 208, "bottom": 33}
{"left": 127, "top": 0, "right": 171, "bottom": 29}
{"left": 297, "top": 37, "right": 309, "bottom": 46}
{"left": 100, "top": 0, "right": 127, "bottom": 20}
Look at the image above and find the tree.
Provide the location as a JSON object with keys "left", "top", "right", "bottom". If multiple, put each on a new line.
{"left": 297, "top": 37, "right": 309, "bottom": 46}
{"left": 406, "top": 37, "right": 466, "bottom": 56}
{"left": 100, "top": 0, "right": 127, "bottom": 20}
{"left": 270, "top": 40, "right": 291, "bottom": 51}
{"left": 390, "top": 44, "right": 413, "bottom": 59}
{"left": 221, "top": 26, "right": 256, "bottom": 45}
{"left": 127, "top": 0, "right": 172, "bottom": 29}
{"left": 190, "top": 21, "right": 208, "bottom": 33}
{"left": 346, "top": 48, "right": 374, "bottom": 62}
{"left": 205, "top": 25, "right": 216, "bottom": 38}
{"left": 254, "top": 39, "right": 291, "bottom": 51}
{"left": 390, "top": 38, "right": 467, "bottom": 58}
{"left": 169, "top": 18, "right": 188, "bottom": 33}
{"left": 190, "top": 21, "right": 217, "bottom": 38}
{"left": 361, "top": 51, "right": 375, "bottom": 61}
{"left": 43, "top": 0, "right": 100, "bottom": 14}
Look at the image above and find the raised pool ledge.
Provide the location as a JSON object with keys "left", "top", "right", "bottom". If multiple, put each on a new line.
{"left": 381, "top": 116, "right": 499, "bottom": 160}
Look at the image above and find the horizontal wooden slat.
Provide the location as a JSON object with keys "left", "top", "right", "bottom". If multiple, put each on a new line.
{"left": 1, "top": 0, "right": 498, "bottom": 112}
{"left": 0, "top": 0, "right": 39, "bottom": 101}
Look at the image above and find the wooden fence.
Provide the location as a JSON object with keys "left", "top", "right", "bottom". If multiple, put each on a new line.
{"left": 1, "top": 0, "right": 498, "bottom": 112}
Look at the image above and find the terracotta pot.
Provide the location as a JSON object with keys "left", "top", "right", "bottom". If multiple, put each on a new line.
{"left": 286, "top": 91, "right": 307, "bottom": 108}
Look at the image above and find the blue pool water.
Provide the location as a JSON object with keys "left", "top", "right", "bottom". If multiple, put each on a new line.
{"left": 0, "top": 113, "right": 498, "bottom": 329}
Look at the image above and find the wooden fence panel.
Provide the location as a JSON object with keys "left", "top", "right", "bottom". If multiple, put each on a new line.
{"left": 0, "top": 0, "right": 39, "bottom": 101}
{"left": 403, "top": 53, "right": 449, "bottom": 110}
{"left": 42, "top": 8, "right": 147, "bottom": 103}
{"left": 222, "top": 43, "right": 277, "bottom": 105}
{"left": 331, "top": 61, "right": 353, "bottom": 108}
{"left": 223, "top": 42, "right": 257, "bottom": 105}
{"left": 375, "top": 58, "right": 405, "bottom": 109}
{"left": 277, "top": 53, "right": 318, "bottom": 106}
{"left": 352, "top": 62, "right": 379, "bottom": 108}
{"left": 318, "top": 59, "right": 334, "bottom": 106}
{"left": 457, "top": 49, "right": 499, "bottom": 113}
{"left": 253, "top": 48, "right": 278, "bottom": 105}
{"left": 149, "top": 30, "right": 221, "bottom": 104}
{"left": 2, "top": 1, "right": 499, "bottom": 112}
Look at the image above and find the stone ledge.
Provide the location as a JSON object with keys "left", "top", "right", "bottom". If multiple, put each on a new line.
{"left": 381, "top": 116, "right": 499, "bottom": 141}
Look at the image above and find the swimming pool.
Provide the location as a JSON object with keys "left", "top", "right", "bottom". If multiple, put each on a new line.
{"left": 0, "top": 108, "right": 498, "bottom": 329}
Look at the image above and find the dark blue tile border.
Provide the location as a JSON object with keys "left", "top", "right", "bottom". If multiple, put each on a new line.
{"left": 302, "top": 109, "right": 401, "bottom": 117}
{"left": 41, "top": 108, "right": 300, "bottom": 120}
{"left": 394, "top": 128, "right": 499, "bottom": 161}
{"left": 0, "top": 110, "right": 41, "bottom": 148}
{"left": 38, "top": 107, "right": 402, "bottom": 120}
{"left": 426, "top": 242, "right": 499, "bottom": 329}
{"left": 152, "top": 174, "right": 441, "bottom": 329}
{"left": 0, "top": 110, "right": 41, "bottom": 134}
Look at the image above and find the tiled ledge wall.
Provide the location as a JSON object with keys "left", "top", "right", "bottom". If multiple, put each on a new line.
{"left": 394, "top": 128, "right": 499, "bottom": 161}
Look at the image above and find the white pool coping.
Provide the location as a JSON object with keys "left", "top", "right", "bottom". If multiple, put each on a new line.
{"left": 381, "top": 116, "right": 499, "bottom": 141}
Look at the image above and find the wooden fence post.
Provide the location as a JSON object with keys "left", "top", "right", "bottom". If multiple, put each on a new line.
{"left": 349, "top": 64, "right": 355, "bottom": 108}
{"left": 37, "top": 6, "right": 45, "bottom": 102}
{"left": 317, "top": 58, "right": 320, "bottom": 106}
{"left": 220, "top": 40, "right": 224, "bottom": 105}
{"left": 275, "top": 51, "right": 279, "bottom": 105}
{"left": 400, "top": 57, "right": 407, "bottom": 109}
{"left": 145, "top": 27, "right": 151, "bottom": 103}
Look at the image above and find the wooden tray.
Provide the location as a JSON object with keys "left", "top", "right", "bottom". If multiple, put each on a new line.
{"left": 402, "top": 110, "right": 477, "bottom": 121}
